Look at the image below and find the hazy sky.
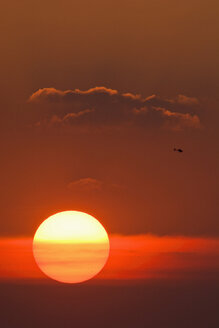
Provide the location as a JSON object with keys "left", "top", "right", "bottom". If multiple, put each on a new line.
{"left": 1, "top": 0, "right": 218, "bottom": 238}
{"left": 0, "top": 1, "right": 219, "bottom": 327}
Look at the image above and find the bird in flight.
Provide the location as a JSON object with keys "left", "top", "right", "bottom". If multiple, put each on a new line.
{"left": 173, "top": 148, "right": 183, "bottom": 153}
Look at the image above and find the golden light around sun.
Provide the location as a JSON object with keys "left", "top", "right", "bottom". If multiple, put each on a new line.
{"left": 33, "top": 211, "right": 110, "bottom": 283}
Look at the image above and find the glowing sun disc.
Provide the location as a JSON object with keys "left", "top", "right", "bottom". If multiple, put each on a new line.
{"left": 33, "top": 211, "right": 110, "bottom": 283}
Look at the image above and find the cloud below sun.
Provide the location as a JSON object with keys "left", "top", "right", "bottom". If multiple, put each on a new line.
{"left": 0, "top": 235, "right": 218, "bottom": 283}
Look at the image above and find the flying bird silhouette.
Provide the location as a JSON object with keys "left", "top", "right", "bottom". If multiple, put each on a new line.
{"left": 173, "top": 148, "right": 183, "bottom": 153}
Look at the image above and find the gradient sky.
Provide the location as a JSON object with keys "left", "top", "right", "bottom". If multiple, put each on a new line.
{"left": 0, "top": 0, "right": 218, "bottom": 238}
{"left": 0, "top": 1, "right": 218, "bottom": 327}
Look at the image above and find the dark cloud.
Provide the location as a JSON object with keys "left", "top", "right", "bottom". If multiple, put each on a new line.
{"left": 28, "top": 87, "right": 202, "bottom": 130}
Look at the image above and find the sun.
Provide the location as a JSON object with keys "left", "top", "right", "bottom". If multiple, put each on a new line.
{"left": 33, "top": 211, "right": 110, "bottom": 283}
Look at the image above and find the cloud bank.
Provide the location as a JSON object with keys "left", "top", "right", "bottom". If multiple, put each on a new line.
{"left": 28, "top": 87, "right": 202, "bottom": 131}
{"left": 1, "top": 235, "right": 218, "bottom": 281}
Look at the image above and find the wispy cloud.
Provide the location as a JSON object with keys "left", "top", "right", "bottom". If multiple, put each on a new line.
{"left": 67, "top": 178, "right": 124, "bottom": 193}
{"left": 68, "top": 178, "right": 103, "bottom": 192}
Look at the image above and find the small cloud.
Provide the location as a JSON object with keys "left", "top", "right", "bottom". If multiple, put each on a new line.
{"left": 145, "top": 94, "right": 157, "bottom": 101}
{"left": 122, "top": 92, "right": 141, "bottom": 100}
{"left": 28, "top": 86, "right": 118, "bottom": 103}
{"left": 133, "top": 106, "right": 148, "bottom": 115}
{"left": 176, "top": 94, "right": 199, "bottom": 105}
{"left": 68, "top": 178, "right": 103, "bottom": 192}
{"left": 166, "top": 95, "right": 199, "bottom": 105}
{"left": 75, "top": 86, "right": 118, "bottom": 96}
{"left": 28, "top": 87, "right": 64, "bottom": 103}
{"left": 154, "top": 107, "right": 202, "bottom": 131}
{"left": 67, "top": 178, "right": 125, "bottom": 193}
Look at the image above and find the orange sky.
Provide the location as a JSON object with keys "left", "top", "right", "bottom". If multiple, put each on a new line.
{"left": 0, "top": 2, "right": 218, "bottom": 327}
{"left": 0, "top": 0, "right": 218, "bottom": 281}
{"left": 1, "top": 6, "right": 219, "bottom": 328}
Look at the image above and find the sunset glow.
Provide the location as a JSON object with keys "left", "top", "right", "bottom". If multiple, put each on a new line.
{"left": 1, "top": 235, "right": 219, "bottom": 282}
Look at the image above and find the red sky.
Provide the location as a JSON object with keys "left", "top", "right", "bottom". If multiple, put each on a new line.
{"left": 1, "top": 235, "right": 218, "bottom": 282}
